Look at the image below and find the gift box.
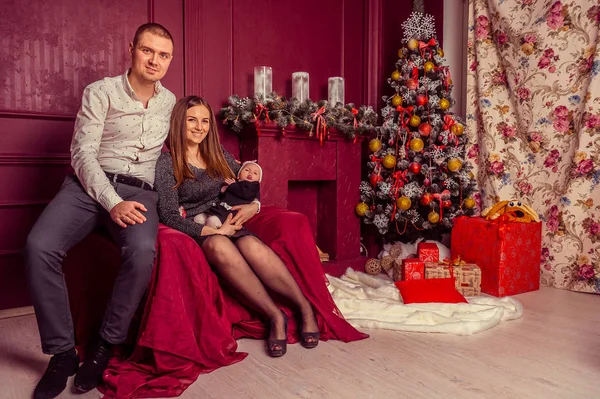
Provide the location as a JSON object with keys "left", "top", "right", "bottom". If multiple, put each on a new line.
{"left": 451, "top": 216, "right": 542, "bottom": 297}
{"left": 393, "top": 257, "right": 425, "bottom": 282}
{"left": 417, "top": 242, "right": 439, "bottom": 262}
{"left": 425, "top": 261, "right": 481, "bottom": 297}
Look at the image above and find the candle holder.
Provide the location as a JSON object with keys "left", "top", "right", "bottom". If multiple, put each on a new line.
{"left": 328, "top": 77, "right": 344, "bottom": 107}
{"left": 254, "top": 66, "right": 272, "bottom": 101}
{"left": 292, "top": 72, "right": 309, "bottom": 102}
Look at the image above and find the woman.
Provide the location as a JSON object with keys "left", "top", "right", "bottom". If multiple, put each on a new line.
{"left": 154, "top": 96, "right": 320, "bottom": 357}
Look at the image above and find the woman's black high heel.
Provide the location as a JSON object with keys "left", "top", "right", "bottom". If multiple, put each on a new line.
{"left": 267, "top": 311, "right": 288, "bottom": 357}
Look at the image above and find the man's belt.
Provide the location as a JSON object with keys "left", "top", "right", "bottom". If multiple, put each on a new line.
{"left": 105, "top": 172, "right": 153, "bottom": 190}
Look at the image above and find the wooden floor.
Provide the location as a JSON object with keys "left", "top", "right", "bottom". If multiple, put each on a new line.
{"left": 0, "top": 286, "right": 598, "bottom": 399}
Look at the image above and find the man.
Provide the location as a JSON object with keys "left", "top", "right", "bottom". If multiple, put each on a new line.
{"left": 24, "top": 23, "right": 176, "bottom": 399}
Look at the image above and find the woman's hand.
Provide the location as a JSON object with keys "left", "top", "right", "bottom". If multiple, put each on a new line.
{"left": 230, "top": 202, "right": 259, "bottom": 226}
{"left": 218, "top": 214, "right": 243, "bottom": 236}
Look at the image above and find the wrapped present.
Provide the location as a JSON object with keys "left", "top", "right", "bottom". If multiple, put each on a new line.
{"left": 425, "top": 258, "right": 481, "bottom": 297}
{"left": 417, "top": 242, "right": 439, "bottom": 262}
{"left": 451, "top": 216, "right": 542, "bottom": 297}
{"left": 393, "top": 257, "right": 425, "bottom": 282}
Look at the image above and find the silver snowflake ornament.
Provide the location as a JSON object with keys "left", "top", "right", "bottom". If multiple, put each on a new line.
{"left": 402, "top": 12, "right": 436, "bottom": 42}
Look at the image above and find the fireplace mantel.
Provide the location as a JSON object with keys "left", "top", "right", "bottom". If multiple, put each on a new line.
{"left": 239, "top": 122, "right": 365, "bottom": 269}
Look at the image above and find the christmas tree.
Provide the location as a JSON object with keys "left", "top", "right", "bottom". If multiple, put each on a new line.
{"left": 356, "top": 5, "right": 477, "bottom": 241}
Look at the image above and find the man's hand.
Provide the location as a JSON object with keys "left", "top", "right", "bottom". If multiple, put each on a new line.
{"left": 110, "top": 201, "right": 148, "bottom": 228}
{"left": 230, "top": 202, "right": 259, "bottom": 226}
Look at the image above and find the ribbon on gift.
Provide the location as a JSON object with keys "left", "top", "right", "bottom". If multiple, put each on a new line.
{"left": 311, "top": 106, "right": 328, "bottom": 146}
{"left": 253, "top": 103, "right": 271, "bottom": 137}
{"left": 440, "top": 256, "right": 467, "bottom": 266}
{"left": 431, "top": 189, "right": 450, "bottom": 220}
{"left": 419, "top": 38, "right": 437, "bottom": 59}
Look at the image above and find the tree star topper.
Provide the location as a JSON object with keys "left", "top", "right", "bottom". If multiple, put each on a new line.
{"left": 401, "top": 12, "right": 436, "bottom": 42}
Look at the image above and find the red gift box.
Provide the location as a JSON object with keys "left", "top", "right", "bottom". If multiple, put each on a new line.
{"left": 451, "top": 216, "right": 542, "bottom": 297}
{"left": 402, "top": 258, "right": 425, "bottom": 281}
{"left": 417, "top": 242, "right": 439, "bottom": 262}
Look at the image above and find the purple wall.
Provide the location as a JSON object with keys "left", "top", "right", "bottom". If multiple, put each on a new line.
{"left": 0, "top": 0, "right": 443, "bottom": 310}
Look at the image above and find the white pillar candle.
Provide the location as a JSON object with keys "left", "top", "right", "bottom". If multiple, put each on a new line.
{"left": 292, "top": 72, "right": 310, "bottom": 102}
{"left": 328, "top": 77, "right": 345, "bottom": 107}
{"left": 254, "top": 66, "right": 272, "bottom": 100}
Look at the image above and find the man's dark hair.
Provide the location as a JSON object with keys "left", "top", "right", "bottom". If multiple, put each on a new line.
{"left": 132, "top": 23, "right": 174, "bottom": 48}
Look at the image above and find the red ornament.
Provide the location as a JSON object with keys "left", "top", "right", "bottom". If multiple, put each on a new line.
{"left": 418, "top": 123, "right": 432, "bottom": 137}
{"left": 409, "top": 162, "right": 421, "bottom": 174}
{"left": 370, "top": 173, "right": 383, "bottom": 186}
{"left": 420, "top": 193, "right": 433, "bottom": 206}
{"left": 442, "top": 200, "right": 452, "bottom": 209}
{"left": 406, "top": 79, "right": 419, "bottom": 90}
{"left": 416, "top": 95, "right": 428, "bottom": 106}
{"left": 423, "top": 178, "right": 431, "bottom": 187}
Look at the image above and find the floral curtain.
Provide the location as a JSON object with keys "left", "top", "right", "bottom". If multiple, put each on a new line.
{"left": 466, "top": 0, "right": 600, "bottom": 293}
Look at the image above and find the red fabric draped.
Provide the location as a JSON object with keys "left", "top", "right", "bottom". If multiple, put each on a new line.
{"left": 64, "top": 206, "right": 367, "bottom": 399}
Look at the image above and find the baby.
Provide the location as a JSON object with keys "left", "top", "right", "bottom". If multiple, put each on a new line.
{"left": 193, "top": 161, "right": 262, "bottom": 228}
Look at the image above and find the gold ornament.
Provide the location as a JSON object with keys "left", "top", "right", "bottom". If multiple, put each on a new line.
{"left": 355, "top": 202, "right": 369, "bottom": 216}
{"left": 428, "top": 211, "right": 440, "bottom": 224}
{"left": 424, "top": 61, "right": 435, "bottom": 73}
{"left": 464, "top": 198, "right": 476, "bottom": 209}
{"left": 397, "top": 48, "right": 405, "bottom": 58}
{"left": 439, "top": 98, "right": 450, "bottom": 110}
{"left": 409, "top": 138, "right": 424, "bottom": 152}
{"left": 391, "top": 95, "right": 403, "bottom": 107}
{"left": 451, "top": 123, "right": 465, "bottom": 136}
{"left": 447, "top": 158, "right": 463, "bottom": 172}
{"left": 397, "top": 196, "right": 412, "bottom": 211}
{"left": 468, "top": 171, "right": 475, "bottom": 180}
{"left": 382, "top": 154, "right": 397, "bottom": 169}
{"left": 391, "top": 70, "right": 401, "bottom": 81}
{"left": 365, "top": 258, "right": 382, "bottom": 275}
{"left": 437, "top": 48, "right": 445, "bottom": 57}
{"left": 409, "top": 115, "right": 421, "bottom": 127}
{"left": 407, "top": 38, "right": 419, "bottom": 51}
{"left": 369, "top": 138, "right": 382, "bottom": 152}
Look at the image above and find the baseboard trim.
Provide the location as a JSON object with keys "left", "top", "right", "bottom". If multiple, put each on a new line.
{"left": 0, "top": 306, "right": 34, "bottom": 320}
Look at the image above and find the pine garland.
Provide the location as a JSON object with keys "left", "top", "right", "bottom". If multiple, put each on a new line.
{"left": 219, "top": 93, "right": 378, "bottom": 140}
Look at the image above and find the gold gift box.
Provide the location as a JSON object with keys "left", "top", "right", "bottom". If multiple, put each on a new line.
{"left": 424, "top": 261, "right": 482, "bottom": 297}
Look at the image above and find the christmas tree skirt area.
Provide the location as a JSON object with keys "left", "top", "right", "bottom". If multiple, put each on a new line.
{"left": 326, "top": 268, "right": 522, "bottom": 335}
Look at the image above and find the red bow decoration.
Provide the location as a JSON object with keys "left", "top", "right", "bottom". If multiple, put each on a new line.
{"left": 443, "top": 115, "right": 456, "bottom": 131}
{"left": 432, "top": 189, "right": 451, "bottom": 220}
{"left": 311, "top": 106, "right": 328, "bottom": 146}
{"left": 443, "top": 116, "right": 459, "bottom": 146}
{"left": 419, "top": 38, "right": 437, "bottom": 59}
{"left": 352, "top": 108, "right": 359, "bottom": 143}
{"left": 254, "top": 103, "right": 271, "bottom": 137}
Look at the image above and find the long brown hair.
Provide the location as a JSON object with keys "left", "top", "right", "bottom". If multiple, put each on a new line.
{"left": 167, "top": 96, "right": 235, "bottom": 188}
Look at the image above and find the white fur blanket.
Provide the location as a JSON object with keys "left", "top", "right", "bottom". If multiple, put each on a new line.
{"left": 326, "top": 269, "right": 523, "bottom": 335}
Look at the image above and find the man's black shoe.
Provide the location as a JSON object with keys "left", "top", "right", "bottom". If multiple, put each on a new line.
{"left": 33, "top": 348, "right": 79, "bottom": 399}
{"left": 73, "top": 339, "right": 112, "bottom": 393}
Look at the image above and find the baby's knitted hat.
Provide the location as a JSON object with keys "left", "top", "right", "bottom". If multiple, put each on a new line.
{"left": 238, "top": 160, "right": 262, "bottom": 182}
